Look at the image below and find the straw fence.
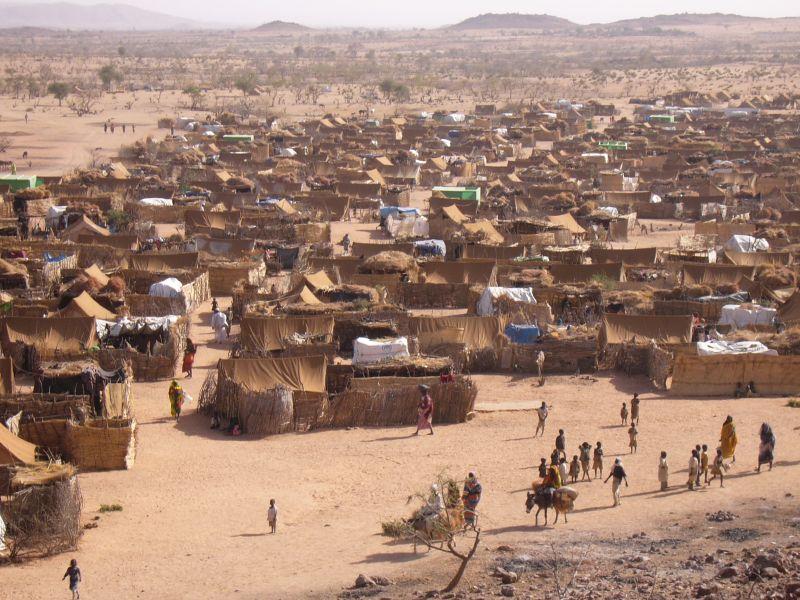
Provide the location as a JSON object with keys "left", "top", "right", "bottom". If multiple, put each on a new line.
{"left": 64, "top": 418, "right": 137, "bottom": 471}
{"left": 206, "top": 261, "right": 266, "bottom": 296}
{"left": 0, "top": 474, "right": 82, "bottom": 560}
{"left": 321, "top": 377, "right": 476, "bottom": 429}
{"left": 0, "top": 394, "right": 91, "bottom": 424}
{"left": 97, "top": 317, "right": 189, "bottom": 381}
{"left": 397, "top": 283, "right": 472, "bottom": 309}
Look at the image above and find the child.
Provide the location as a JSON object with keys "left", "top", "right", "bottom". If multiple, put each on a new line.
{"left": 708, "top": 448, "right": 725, "bottom": 487}
{"left": 620, "top": 402, "right": 629, "bottom": 426}
{"left": 593, "top": 441, "right": 604, "bottom": 478}
{"left": 688, "top": 449, "right": 699, "bottom": 491}
{"left": 694, "top": 444, "right": 703, "bottom": 487}
{"left": 267, "top": 499, "right": 278, "bottom": 534}
{"left": 538, "top": 457, "right": 548, "bottom": 479}
{"left": 658, "top": 451, "right": 669, "bottom": 491}
{"left": 631, "top": 393, "right": 641, "bottom": 425}
{"left": 569, "top": 455, "right": 580, "bottom": 483}
{"left": 558, "top": 457, "right": 568, "bottom": 485}
{"left": 628, "top": 424, "right": 638, "bottom": 454}
{"left": 62, "top": 559, "right": 81, "bottom": 600}
{"left": 579, "top": 442, "right": 592, "bottom": 481}
{"left": 700, "top": 444, "right": 709, "bottom": 484}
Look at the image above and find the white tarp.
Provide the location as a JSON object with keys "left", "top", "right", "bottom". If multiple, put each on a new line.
{"left": 139, "top": 198, "right": 173, "bottom": 207}
{"left": 0, "top": 512, "right": 5, "bottom": 552}
{"left": 386, "top": 214, "right": 429, "bottom": 238}
{"left": 46, "top": 205, "right": 67, "bottom": 227}
{"left": 149, "top": 278, "right": 183, "bottom": 298}
{"left": 697, "top": 340, "right": 777, "bottom": 356}
{"left": 723, "top": 235, "right": 769, "bottom": 253}
{"left": 352, "top": 336, "right": 410, "bottom": 366}
{"left": 718, "top": 304, "right": 777, "bottom": 329}
{"left": 96, "top": 315, "right": 179, "bottom": 338}
{"left": 477, "top": 287, "right": 536, "bottom": 316}
{"left": 598, "top": 206, "right": 619, "bottom": 218}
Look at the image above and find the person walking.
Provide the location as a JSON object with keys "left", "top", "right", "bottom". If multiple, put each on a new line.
{"left": 579, "top": 442, "right": 592, "bottom": 481}
{"left": 604, "top": 458, "right": 628, "bottom": 506}
{"left": 757, "top": 423, "right": 776, "bottom": 473}
{"left": 168, "top": 380, "right": 184, "bottom": 422}
{"left": 708, "top": 448, "right": 726, "bottom": 487}
{"left": 182, "top": 338, "right": 196, "bottom": 379}
{"left": 535, "top": 401, "right": 549, "bottom": 437}
{"left": 211, "top": 307, "right": 228, "bottom": 343}
{"left": 628, "top": 424, "right": 638, "bottom": 454}
{"left": 415, "top": 384, "right": 434, "bottom": 436}
{"left": 720, "top": 415, "right": 738, "bottom": 463}
{"left": 62, "top": 558, "right": 81, "bottom": 600}
{"left": 700, "top": 444, "right": 710, "bottom": 484}
{"left": 536, "top": 350, "right": 545, "bottom": 386}
{"left": 631, "top": 393, "right": 641, "bottom": 425}
{"left": 658, "top": 451, "right": 669, "bottom": 491}
{"left": 267, "top": 499, "right": 278, "bottom": 533}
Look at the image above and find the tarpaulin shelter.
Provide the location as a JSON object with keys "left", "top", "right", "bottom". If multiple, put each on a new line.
{"left": 352, "top": 337, "right": 410, "bottom": 366}
{"left": 547, "top": 213, "right": 585, "bottom": 235}
{"left": 61, "top": 215, "right": 110, "bottom": 242}
{"left": 184, "top": 209, "right": 241, "bottom": 231}
{"left": 462, "top": 220, "right": 504, "bottom": 244}
{"left": 2, "top": 316, "right": 98, "bottom": 361}
{"left": 303, "top": 270, "right": 335, "bottom": 292}
{"left": 550, "top": 262, "right": 625, "bottom": 284}
{"left": 240, "top": 316, "right": 334, "bottom": 352}
{"left": 778, "top": 290, "right": 800, "bottom": 324}
{"left": 589, "top": 247, "right": 657, "bottom": 265}
{"left": 57, "top": 291, "right": 117, "bottom": 321}
{"left": 409, "top": 316, "right": 502, "bottom": 349}
{"left": 600, "top": 314, "right": 693, "bottom": 346}
{"left": 0, "top": 422, "right": 37, "bottom": 465}
{"left": 128, "top": 253, "right": 199, "bottom": 271}
{"left": 682, "top": 264, "right": 754, "bottom": 286}
{"left": 671, "top": 354, "right": 800, "bottom": 396}
{"left": 718, "top": 304, "right": 776, "bottom": 329}
{"left": 218, "top": 355, "right": 327, "bottom": 393}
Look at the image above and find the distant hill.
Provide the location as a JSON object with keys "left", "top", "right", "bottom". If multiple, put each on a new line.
{"left": 253, "top": 20, "right": 311, "bottom": 33}
{"left": 600, "top": 13, "right": 770, "bottom": 29}
{"left": 449, "top": 13, "right": 578, "bottom": 31}
{"left": 0, "top": 2, "right": 207, "bottom": 30}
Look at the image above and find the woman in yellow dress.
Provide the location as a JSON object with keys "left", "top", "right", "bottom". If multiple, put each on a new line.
{"left": 720, "top": 415, "right": 738, "bottom": 463}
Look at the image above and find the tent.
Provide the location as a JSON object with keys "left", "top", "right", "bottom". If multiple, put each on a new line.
{"left": 600, "top": 314, "right": 693, "bottom": 345}
{"left": 477, "top": 287, "right": 536, "bottom": 316}
{"left": 462, "top": 220, "right": 504, "bottom": 245}
{"left": 718, "top": 304, "right": 776, "bottom": 329}
{"left": 57, "top": 291, "right": 117, "bottom": 320}
{"left": 240, "top": 316, "right": 334, "bottom": 352}
{"left": 2, "top": 316, "right": 98, "bottom": 358}
{"left": 723, "top": 235, "right": 769, "bottom": 253}
{"left": 61, "top": 215, "right": 110, "bottom": 242}
{"left": 149, "top": 278, "right": 183, "bottom": 298}
{"left": 547, "top": 213, "right": 585, "bottom": 235}
{"left": 697, "top": 341, "right": 776, "bottom": 356}
{"left": 303, "top": 270, "right": 335, "bottom": 292}
{"left": 682, "top": 264, "right": 754, "bottom": 286}
{"left": 589, "top": 247, "right": 657, "bottom": 265}
{"left": 410, "top": 316, "right": 502, "bottom": 349}
{"left": 0, "top": 422, "right": 37, "bottom": 465}
{"left": 550, "top": 263, "right": 625, "bottom": 284}
{"left": 83, "top": 264, "right": 110, "bottom": 288}
{"left": 218, "top": 356, "right": 327, "bottom": 393}
{"left": 128, "top": 253, "right": 199, "bottom": 271}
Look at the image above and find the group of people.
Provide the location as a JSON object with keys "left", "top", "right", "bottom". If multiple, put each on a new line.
{"left": 102, "top": 121, "right": 135, "bottom": 134}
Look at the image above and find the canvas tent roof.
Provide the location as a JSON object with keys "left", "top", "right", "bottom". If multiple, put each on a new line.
{"left": 62, "top": 215, "right": 110, "bottom": 242}
{"left": 128, "top": 253, "right": 200, "bottom": 271}
{"left": 463, "top": 219, "right": 504, "bottom": 244}
{"left": 601, "top": 314, "right": 693, "bottom": 346}
{"left": 218, "top": 355, "right": 327, "bottom": 393}
{"left": 83, "top": 264, "right": 110, "bottom": 288}
{"left": 303, "top": 270, "right": 335, "bottom": 292}
{"left": 441, "top": 204, "right": 468, "bottom": 224}
{"left": 682, "top": 264, "right": 754, "bottom": 286}
{"left": 778, "top": 290, "right": 800, "bottom": 323}
{"left": 421, "top": 261, "right": 495, "bottom": 285}
{"left": 409, "top": 316, "right": 502, "bottom": 349}
{"left": 2, "top": 316, "right": 97, "bottom": 356}
{"left": 589, "top": 247, "right": 657, "bottom": 265}
{"left": 0, "top": 422, "right": 37, "bottom": 466}
{"left": 184, "top": 210, "right": 241, "bottom": 230}
{"left": 57, "top": 291, "right": 117, "bottom": 320}
{"left": 549, "top": 262, "right": 625, "bottom": 284}
{"left": 547, "top": 213, "right": 585, "bottom": 235}
{"left": 240, "top": 316, "right": 334, "bottom": 352}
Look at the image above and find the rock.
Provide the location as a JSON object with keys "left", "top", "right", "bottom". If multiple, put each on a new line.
{"left": 355, "top": 574, "right": 375, "bottom": 588}
{"left": 502, "top": 572, "right": 519, "bottom": 584}
{"left": 500, "top": 584, "right": 515, "bottom": 597}
{"left": 785, "top": 581, "right": 800, "bottom": 594}
{"left": 717, "top": 566, "right": 739, "bottom": 579}
{"left": 424, "top": 591, "right": 439, "bottom": 598}
{"left": 761, "top": 567, "right": 781, "bottom": 579}
{"left": 371, "top": 576, "right": 392, "bottom": 587}
{"left": 753, "top": 554, "right": 787, "bottom": 574}
{"left": 496, "top": 545, "right": 514, "bottom": 552}
{"left": 704, "top": 554, "right": 718, "bottom": 564}
{"left": 695, "top": 583, "right": 721, "bottom": 598}
{"left": 494, "top": 566, "right": 511, "bottom": 579}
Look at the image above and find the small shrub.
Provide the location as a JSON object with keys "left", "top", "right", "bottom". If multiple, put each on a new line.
{"left": 98, "top": 503, "right": 123, "bottom": 513}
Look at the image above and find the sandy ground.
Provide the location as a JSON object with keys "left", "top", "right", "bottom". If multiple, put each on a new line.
{"left": 2, "top": 296, "right": 799, "bottom": 599}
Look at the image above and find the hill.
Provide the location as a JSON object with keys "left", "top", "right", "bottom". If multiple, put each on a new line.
{"left": 600, "top": 13, "right": 769, "bottom": 29}
{"left": 252, "top": 20, "right": 311, "bottom": 33}
{"left": 0, "top": 2, "right": 207, "bottom": 30}
{"left": 449, "top": 13, "right": 577, "bottom": 31}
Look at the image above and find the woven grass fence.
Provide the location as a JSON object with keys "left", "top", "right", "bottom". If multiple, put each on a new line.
{"left": 64, "top": 418, "right": 137, "bottom": 471}
{"left": 0, "top": 475, "right": 82, "bottom": 560}
{"left": 398, "top": 283, "right": 471, "bottom": 309}
{"left": 321, "top": 377, "right": 477, "bottom": 429}
{"left": 0, "top": 394, "right": 91, "bottom": 424}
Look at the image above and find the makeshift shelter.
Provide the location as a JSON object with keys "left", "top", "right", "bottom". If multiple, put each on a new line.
{"left": 352, "top": 337, "right": 410, "bottom": 366}
{"left": 0, "top": 422, "right": 37, "bottom": 465}
{"left": 550, "top": 263, "right": 625, "bottom": 284}
{"left": 410, "top": 316, "right": 503, "bottom": 350}
{"left": 1, "top": 317, "right": 97, "bottom": 369}
{"left": 547, "top": 213, "right": 585, "bottom": 236}
{"left": 718, "top": 304, "right": 776, "bottom": 329}
{"left": 239, "top": 316, "right": 335, "bottom": 353}
{"left": 56, "top": 291, "right": 117, "bottom": 320}
{"left": 589, "top": 247, "right": 657, "bottom": 265}
{"left": 61, "top": 215, "right": 110, "bottom": 242}
{"left": 128, "top": 253, "right": 199, "bottom": 271}
{"left": 671, "top": 354, "right": 800, "bottom": 396}
{"left": 600, "top": 314, "right": 693, "bottom": 346}
{"left": 682, "top": 264, "right": 754, "bottom": 286}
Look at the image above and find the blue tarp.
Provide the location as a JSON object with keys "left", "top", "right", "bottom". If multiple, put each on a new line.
{"left": 504, "top": 323, "right": 540, "bottom": 345}
{"left": 413, "top": 239, "right": 446, "bottom": 257}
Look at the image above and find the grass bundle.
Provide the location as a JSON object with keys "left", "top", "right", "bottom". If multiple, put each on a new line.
{"left": 755, "top": 264, "right": 795, "bottom": 289}
{"left": 358, "top": 251, "right": 417, "bottom": 275}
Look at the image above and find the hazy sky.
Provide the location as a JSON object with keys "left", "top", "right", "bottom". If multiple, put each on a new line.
{"left": 11, "top": 0, "right": 800, "bottom": 27}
